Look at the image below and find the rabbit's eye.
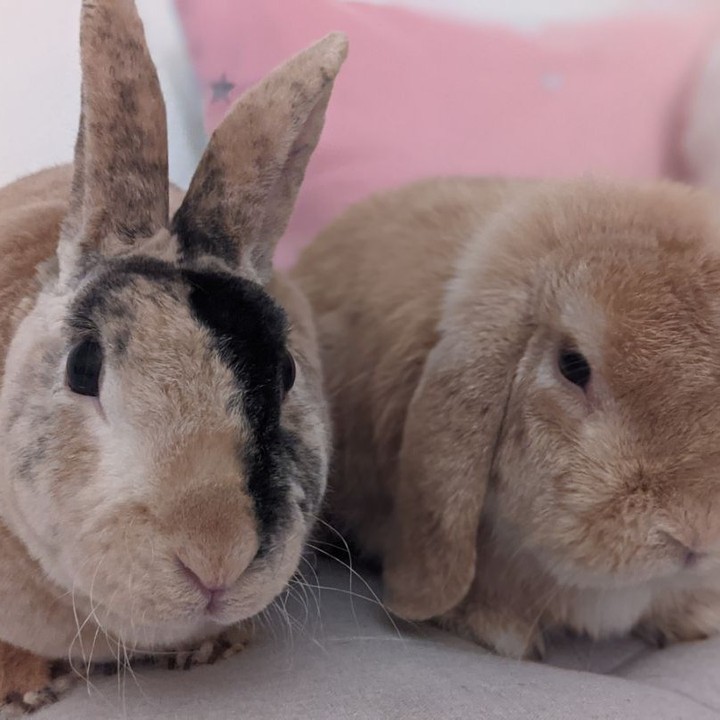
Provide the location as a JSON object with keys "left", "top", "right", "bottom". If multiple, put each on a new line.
{"left": 558, "top": 349, "right": 591, "bottom": 390}
{"left": 66, "top": 339, "right": 103, "bottom": 397}
{"left": 282, "top": 350, "right": 296, "bottom": 396}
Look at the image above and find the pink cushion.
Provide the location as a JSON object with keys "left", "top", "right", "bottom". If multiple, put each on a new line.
{"left": 175, "top": 0, "right": 720, "bottom": 270}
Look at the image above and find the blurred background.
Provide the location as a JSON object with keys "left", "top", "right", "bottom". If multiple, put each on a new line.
{"left": 2, "top": 0, "right": 720, "bottom": 267}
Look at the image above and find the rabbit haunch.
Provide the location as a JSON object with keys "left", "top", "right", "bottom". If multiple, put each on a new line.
{"left": 0, "top": 0, "right": 345, "bottom": 704}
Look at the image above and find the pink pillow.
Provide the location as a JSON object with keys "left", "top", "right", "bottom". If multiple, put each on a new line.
{"left": 175, "top": 0, "right": 720, "bottom": 270}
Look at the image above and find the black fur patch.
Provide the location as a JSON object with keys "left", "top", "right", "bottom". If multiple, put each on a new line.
{"left": 183, "top": 269, "right": 294, "bottom": 551}
{"left": 183, "top": 271, "right": 287, "bottom": 414}
{"left": 244, "top": 436, "right": 294, "bottom": 557}
{"left": 173, "top": 203, "right": 236, "bottom": 267}
{"left": 244, "top": 431, "right": 322, "bottom": 557}
{"left": 171, "top": 151, "right": 237, "bottom": 266}
{"left": 283, "top": 431, "right": 324, "bottom": 517}
{"left": 247, "top": 431, "right": 324, "bottom": 557}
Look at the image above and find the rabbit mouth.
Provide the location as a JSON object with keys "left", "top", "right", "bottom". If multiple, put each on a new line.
{"left": 80, "top": 596, "right": 253, "bottom": 657}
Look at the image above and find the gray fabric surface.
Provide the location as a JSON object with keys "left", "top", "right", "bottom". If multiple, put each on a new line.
{"left": 36, "top": 557, "right": 720, "bottom": 719}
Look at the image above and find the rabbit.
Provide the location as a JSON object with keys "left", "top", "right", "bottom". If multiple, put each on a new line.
{"left": 292, "top": 175, "right": 720, "bottom": 661}
{"left": 0, "top": 0, "right": 346, "bottom": 711}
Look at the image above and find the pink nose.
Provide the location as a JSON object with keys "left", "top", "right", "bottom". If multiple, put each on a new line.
{"left": 178, "top": 558, "right": 231, "bottom": 609}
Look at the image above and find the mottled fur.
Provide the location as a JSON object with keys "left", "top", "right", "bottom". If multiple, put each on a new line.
{"left": 293, "top": 176, "right": 720, "bottom": 659}
{"left": 0, "top": 0, "right": 345, "bottom": 708}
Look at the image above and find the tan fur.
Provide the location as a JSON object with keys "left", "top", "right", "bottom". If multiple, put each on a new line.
{"left": 293, "top": 176, "right": 720, "bottom": 659}
{"left": 0, "top": 641, "right": 51, "bottom": 703}
{"left": 0, "top": 0, "right": 345, "bottom": 708}
{"left": 0, "top": 167, "right": 72, "bottom": 377}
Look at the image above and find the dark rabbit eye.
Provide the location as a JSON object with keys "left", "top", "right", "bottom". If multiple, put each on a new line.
{"left": 66, "top": 339, "right": 103, "bottom": 397}
{"left": 558, "top": 349, "right": 591, "bottom": 390}
{"left": 282, "top": 350, "right": 296, "bottom": 396}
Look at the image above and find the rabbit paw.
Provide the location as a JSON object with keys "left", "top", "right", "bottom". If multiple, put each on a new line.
{"left": 0, "top": 643, "right": 74, "bottom": 716}
{"left": 635, "top": 610, "right": 714, "bottom": 649}
{"left": 634, "top": 591, "right": 720, "bottom": 649}
{"left": 168, "top": 623, "right": 253, "bottom": 671}
{"left": 438, "top": 607, "right": 545, "bottom": 661}
{"left": 634, "top": 619, "right": 707, "bottom": 649}
{"left": 133, "top": 622, "right": 254, "bottom": 673}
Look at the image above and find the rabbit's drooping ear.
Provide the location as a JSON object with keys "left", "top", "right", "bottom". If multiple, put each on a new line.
{"left": 59, "top": 0, "right": 168, "bottom": 277}
{"left": 172, "top": 33, "right": 348, "bottom": 283}
{"left": 384, "top": 254, "right": 536, "bottom": 621}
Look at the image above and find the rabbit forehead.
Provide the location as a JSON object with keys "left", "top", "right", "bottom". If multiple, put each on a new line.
{"left": 540, "top": 245, "right": 720, "bottom": 391}
{"left": 70, "top": 255, "right": 288, "bottom": 375}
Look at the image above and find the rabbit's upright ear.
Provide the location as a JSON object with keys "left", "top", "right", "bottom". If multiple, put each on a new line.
{"left": 384, "top": 246, "right": 536, "bottom": 621}
{"left": 172, "top": 33, "right": 348, "bottom": 283}
{"left": 59, "top": 0, "right": 168, "bottom": 279}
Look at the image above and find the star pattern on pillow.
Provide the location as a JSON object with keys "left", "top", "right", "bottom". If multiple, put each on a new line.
{"left": 210, "top": 73, "right": 235, "bottom": 103}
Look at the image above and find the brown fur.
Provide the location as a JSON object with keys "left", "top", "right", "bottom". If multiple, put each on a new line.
{"left": 0, "top": 641, "right": 51, "bottom": 704}
{"left": 0, "top": 0, "right": 345, "bottom": 709}
{"left": 61, "top": 0, "right": 168, "bottom": 256}
{"left": 0, "top": 167, "right": 72, "bottom": 376}
{"left": 174, "top": 38, "right": 347, "bottom": 281}
{"left": 293, "top": 176, "right": 720, "bottom": 659}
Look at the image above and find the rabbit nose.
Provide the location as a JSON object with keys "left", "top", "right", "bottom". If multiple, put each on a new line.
{"left": 175, "top": 539, "right": 257, "bottom": 605}
{"left": 178, "top": 557, "right": 230, "bottom": 600}
{"left": 165, "top": 481, "right": 260, "bottom": 601}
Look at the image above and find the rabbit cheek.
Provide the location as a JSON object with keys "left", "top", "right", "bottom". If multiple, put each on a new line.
{"left": 494, "top": 404, "right": 689, "bottom": 587}
{"left": 2, "top": 389, "right": 99, "bottom": 593}
{"left": 245, "top": 430, "right": 322, "bottom": 553}
{"left": 491, "top": 385, "right": 632, "bottom": 584}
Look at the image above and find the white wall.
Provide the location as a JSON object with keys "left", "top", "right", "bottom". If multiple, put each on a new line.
{"left": 0, "top": 0, "right": 205, "bottom": 187}
{"left": 349, "top": 0, "right": 698, "bottom": 27}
